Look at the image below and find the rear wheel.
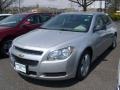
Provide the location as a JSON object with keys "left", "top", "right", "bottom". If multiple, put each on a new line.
{"left": 111, "top": 36, "right": 117, "bottom": 49}
{"left": 76, "top": 50, "right": 91, "bottom": 80}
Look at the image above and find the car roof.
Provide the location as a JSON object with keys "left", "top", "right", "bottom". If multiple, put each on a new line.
{"left": 0, "top": 14, "right": 12, "bottom": 16}
{"left": 15, "top": 13, "right": 53, "bottom": 16}
{"left": 61, "top": 12, "right": 106, "bottom": 16}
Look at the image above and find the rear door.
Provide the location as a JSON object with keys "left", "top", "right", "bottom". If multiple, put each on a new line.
{"left": 93, "top": 15, "right": 108, "bottom": 56}
{"left": 101, "top": 15, "right": 114, "bottom": 47}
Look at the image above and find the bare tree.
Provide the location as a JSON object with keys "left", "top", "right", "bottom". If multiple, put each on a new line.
{"left": 0, "top": 0, "right": 18, "bottom": 13}
{"left": 114, "top": 0, "right": 120, "bottom": 11}
{"left": 105, "top": 0, "right": 120, "bottom": 12}
{"left": 68, "top": 0, "right": 95, "bottom": 11}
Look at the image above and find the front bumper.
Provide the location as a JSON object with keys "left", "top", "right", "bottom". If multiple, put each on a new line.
{"left": 9, "top": 47, "right": 77, "bottom": 80}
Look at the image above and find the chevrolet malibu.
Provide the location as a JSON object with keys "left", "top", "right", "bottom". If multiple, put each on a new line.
{"left": 9, "top": 12, "right": 117, "bottom": 80}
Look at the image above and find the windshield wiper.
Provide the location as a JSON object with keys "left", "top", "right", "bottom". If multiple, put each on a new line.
{"left": 57, "top": 28, "right": 72, "bottom": 31}
{"left": 39, "top": 27, "right": 86, "bottom": 32}
{"left": 59, "top": 28, "right": 87, "bottom": 32}
{"left": 39, "top": 27, "right": 50, "bottom": 29}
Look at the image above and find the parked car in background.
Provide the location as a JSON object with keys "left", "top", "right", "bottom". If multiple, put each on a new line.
{"left": 9, "top": 12, "right": 117, "bottom": 80}
{"left": 0, "top": 13, "right": 53, "bottom": 55}
{"left": 0, "top": 14, "right": 12, "bottom": 21}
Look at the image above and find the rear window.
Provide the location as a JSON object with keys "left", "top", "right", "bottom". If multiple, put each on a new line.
{"left": 102, "top": 15, "right": 112, "bottom": 25}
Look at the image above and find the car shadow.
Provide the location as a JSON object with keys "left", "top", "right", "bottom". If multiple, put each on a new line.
{"left": 90, "top": 47, "right": 113, "bottom": 73}
{"left": 19, "top": 48, "right": 113, "bottom": 88}
{"left": 0, "top": 55, "right": 8, "bottom": 60}
{"left": 20, "top": 74, "right": 79, "bottom": 87}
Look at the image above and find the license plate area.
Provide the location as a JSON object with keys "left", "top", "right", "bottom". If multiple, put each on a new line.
{"left": 15, "top": 62, "right": 27, "bottom": 73}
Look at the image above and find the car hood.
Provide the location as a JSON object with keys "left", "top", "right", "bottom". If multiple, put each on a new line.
{"left": 0, "top": 26, "right": 12, "bottom": 32}
{"left": 14, "top": 29, "right": 86, "bottom": 49}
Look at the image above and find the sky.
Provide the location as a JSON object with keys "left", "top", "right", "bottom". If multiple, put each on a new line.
{"left": 22, "top": 0, "right": 105, "bottom": 9}
{"left": 22, "top": 0, "right": 72, "bottom": 9}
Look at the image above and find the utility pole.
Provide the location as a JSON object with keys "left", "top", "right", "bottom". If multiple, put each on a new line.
{"left": 99, "top": 0, "right": 102, "bottom": 12}
{"left": 18, "top": 0, "right": 21, "bottom": 13}
{"left": 105, "top": 0, "right": 108, "bottom": 13}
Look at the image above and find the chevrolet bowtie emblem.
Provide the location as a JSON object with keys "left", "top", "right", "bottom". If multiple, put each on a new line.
{"left": 18, "top": 54, "right": 24, "bottom": 58}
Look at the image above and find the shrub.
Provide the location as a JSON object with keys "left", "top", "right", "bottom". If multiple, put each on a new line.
{"left": 110, "top": 14, "right": 120, "bottom": 21}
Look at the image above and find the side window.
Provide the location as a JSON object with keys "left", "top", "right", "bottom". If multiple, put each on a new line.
{"left": 27, "top": 15, "right": 40, "bottom": 24}
{"left": 95, "top": 16, "right": 104, "bottom": 29}
{"left": 39, "top": 15, "right": 51, "bottom": 23}
{"left": 102, "top": 15, "right": 112, "bottom": 25}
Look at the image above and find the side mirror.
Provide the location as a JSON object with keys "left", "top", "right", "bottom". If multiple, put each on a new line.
{"left": 94, "top": 25, "right": 106, "bottom": 32}
{"left": 20, "top": 21, "right": 31, "bottom": 28}
{"left": 21, "top": 21, "right": 31, "bottom": 27}
{"left": 23, "top": 18, "right": 33, "bottom": 26}
{"left": 23, "top": 21, "right": 31, "bottom": 26}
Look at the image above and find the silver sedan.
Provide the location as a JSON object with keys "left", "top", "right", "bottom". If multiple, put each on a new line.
{"left": 9, "top": 12, "right": 117, "bottom": 80}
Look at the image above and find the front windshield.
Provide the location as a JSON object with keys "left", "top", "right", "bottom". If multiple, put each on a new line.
{"left": 42, "top": 14, "right": 93, "bottom": 32}
{"left": 0, "top": 16, "right": 8, "bottom": 21}
{"left": 0, "top": 14, "right": 26, "bottom": 27}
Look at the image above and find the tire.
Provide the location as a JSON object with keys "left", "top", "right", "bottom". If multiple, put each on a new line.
{"left": 76, "top": 50, "right": 91, "bottom": 80}
{"left": 0, "top": 39, "right": 12, "bottom": 56}
{"left": 111, "top": 36, "right": 117, "bottom": 49}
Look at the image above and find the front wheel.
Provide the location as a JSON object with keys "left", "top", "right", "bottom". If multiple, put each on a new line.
{"left": 1, "top": 39, "right": 12, "bottom": 56}
{"left": 76, "top": 50, "right": 91, "bottom": 80}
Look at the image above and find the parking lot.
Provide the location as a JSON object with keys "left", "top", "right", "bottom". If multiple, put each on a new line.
{"left": 0, "top": 21, "right": 120, "bottom": 90}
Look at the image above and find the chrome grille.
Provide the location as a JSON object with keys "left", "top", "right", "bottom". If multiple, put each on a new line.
{"left": 13, "top": 55, "right": 39, "bottom": 66}
{"left": 15, "top": 46, "right": 43, "bottom": 55}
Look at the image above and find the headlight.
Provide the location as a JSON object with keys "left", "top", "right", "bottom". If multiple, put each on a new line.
{"left": 48, "top": 46, "right": 74, "bottom": 60}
